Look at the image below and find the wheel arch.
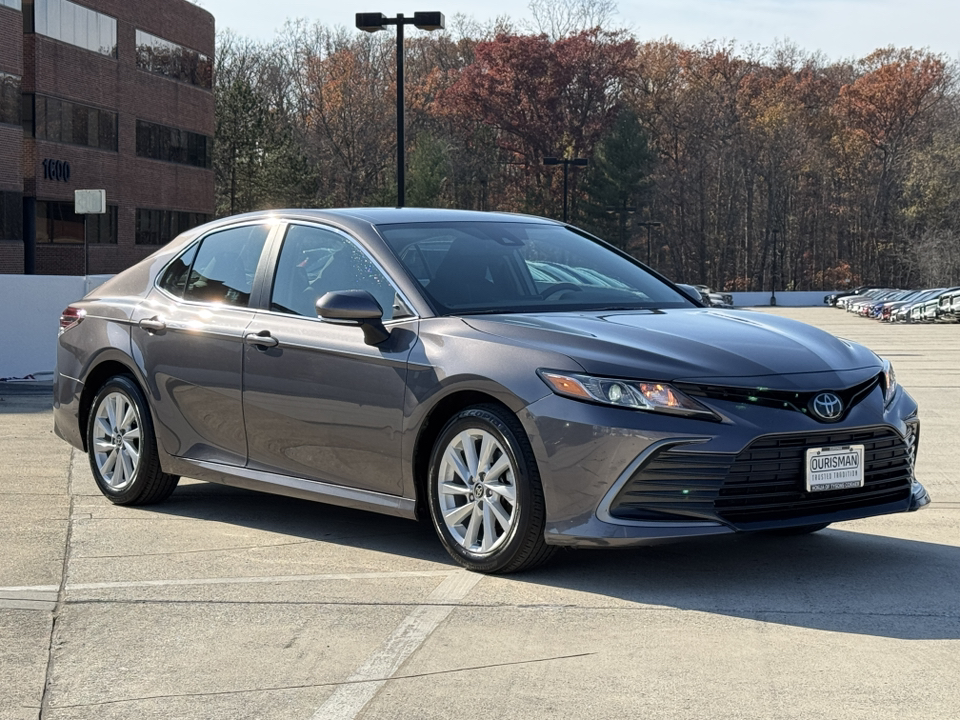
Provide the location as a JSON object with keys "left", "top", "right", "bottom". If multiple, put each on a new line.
{"left": 411, "top": 390, "right": 517, "bottom": 522}
{"left": 78, "top": 357, "right": 145, "bottom": 452}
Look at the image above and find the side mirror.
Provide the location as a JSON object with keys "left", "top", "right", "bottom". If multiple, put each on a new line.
{"left": 675, "top": 283, "right": 706, "bottom": 306}
{"left": 316, "top": 290, "right": 390, "bottom": 345}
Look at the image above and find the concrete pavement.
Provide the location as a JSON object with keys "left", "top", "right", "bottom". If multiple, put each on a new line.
{"left": 1, "top": 308, "right": 957, "bottom": 720}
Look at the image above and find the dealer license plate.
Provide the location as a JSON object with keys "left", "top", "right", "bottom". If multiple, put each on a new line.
{"left": 805, "top": 445, "right": 865, "bottom": 492}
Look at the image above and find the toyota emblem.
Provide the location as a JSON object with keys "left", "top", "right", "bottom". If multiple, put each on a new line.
{"left": 811, "top": 392, "right": 844, "bottom": 421}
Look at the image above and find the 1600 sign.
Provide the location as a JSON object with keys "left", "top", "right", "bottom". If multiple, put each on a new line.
{"left": 42, "top": 159, "right": 71, "bottom": 182}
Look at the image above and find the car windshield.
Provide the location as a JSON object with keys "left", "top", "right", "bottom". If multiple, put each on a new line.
{"left": 377, "top": 221, "right": 694, "bottom": 314}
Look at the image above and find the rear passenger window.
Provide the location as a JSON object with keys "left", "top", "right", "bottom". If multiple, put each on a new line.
{"left": 183, "top": 225, "right": 270, "bottom": 306}
{"left": 158, "top": 243, "right": 199, "bottom": 298}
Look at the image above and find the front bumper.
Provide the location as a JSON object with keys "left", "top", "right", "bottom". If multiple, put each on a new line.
{"left": 521, "top": 382, "right": 929, "bottom": 548}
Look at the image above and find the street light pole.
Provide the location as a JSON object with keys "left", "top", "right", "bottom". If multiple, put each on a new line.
{"left": 770, "top": 227, "right": 779, "bottom": 306}
{"left": 604, "top": 204, "right": 635, "bottom": 251}
{"left": 544, "top": 156, "right": 588, "bottom": 223}
{"left": 356, "top": 11, "right": 445, "bottom": 208}
{"left": 397, "top": 17, "right": 405, "bottom": 207}
{"left": 636, "top": 221, "right": 662, "bottom": 265}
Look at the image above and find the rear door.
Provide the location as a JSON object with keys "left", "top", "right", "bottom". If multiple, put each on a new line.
{"left": 131, "top": 222, "right": 274, "bottom": 465}
{"left": 241, "top": 222, "right": 418, "bottom": 495}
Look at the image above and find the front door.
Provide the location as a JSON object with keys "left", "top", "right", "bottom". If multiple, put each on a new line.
{"left": 242, "top": 223, "right": 416, "bottom": 495}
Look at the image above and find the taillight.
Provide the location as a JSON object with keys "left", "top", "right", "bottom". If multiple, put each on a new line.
{"left": 59, "top": 306, "right": 86, "bottom": 335}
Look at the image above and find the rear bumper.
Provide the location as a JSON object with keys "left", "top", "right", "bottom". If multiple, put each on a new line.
{"left": 53, "top": 371, "right": 85, "bottom": 451}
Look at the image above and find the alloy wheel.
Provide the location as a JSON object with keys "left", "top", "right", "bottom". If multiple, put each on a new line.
{"left": 437, "top": 428, "right": 518, "bottom": 555}
{"left": 91, "top": 391, "right": 142, "bottom": 491}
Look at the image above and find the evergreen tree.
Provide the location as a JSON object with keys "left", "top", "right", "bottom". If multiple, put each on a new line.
{"left": 407, "top": 134, "right": 451, "bottom": 208}
{"left": 578, "top": 109, "right": 655, "bottom": 253}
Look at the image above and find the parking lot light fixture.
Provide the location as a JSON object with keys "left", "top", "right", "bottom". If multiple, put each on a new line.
{"left": 356, "top": 11, "right": 446, "bottom": 208}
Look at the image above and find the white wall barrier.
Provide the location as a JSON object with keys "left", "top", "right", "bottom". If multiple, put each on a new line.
{"left": 0, "top": 276, "right": 838, "bottom": 379}
{"left": 1, "top": 275, "right": 112, "bottom": 380}
{"left": 731, "top": 291, "right": 831, "bottom": 307}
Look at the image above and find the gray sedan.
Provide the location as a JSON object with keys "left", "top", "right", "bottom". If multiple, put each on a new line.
{"left": 54, "top": 209, "right": 930, "bottom": 573}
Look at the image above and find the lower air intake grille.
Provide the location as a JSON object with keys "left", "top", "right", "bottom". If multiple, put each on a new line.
{"left": 608, "top": 427, "right": 913, "bottom": 526}
{"left": 715, "top": 427, "right": 913, "bottom": 524}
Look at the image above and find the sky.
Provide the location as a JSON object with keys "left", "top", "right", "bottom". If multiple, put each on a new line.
{"left": 191, "top": 0, "right": 960, "bottom": 61}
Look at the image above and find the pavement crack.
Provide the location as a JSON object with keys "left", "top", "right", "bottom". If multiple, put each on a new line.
{"left": 53, "top": 598, "right": 960, "bottom": 621}
{"left": 47, "top": 652, "right": 596, "bottom": 709}
{"left": 72, "top": 538, "right": 320, "bottom": 559}
{"left": 38, "top": 448, "right": 79, "bottom": 720}
{"left": 70, "top": 529, "right": 424, "bottom": 560}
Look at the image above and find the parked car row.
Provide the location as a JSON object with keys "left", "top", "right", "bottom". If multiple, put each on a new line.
{"left": 827, "top": 286, "right": 960, "bottom": 322}
{"left": 694, "top": 285, "right": 735, "bottom": 308}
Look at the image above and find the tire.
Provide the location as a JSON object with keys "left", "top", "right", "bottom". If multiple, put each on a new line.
{"left": 763, "top": 522, "right": 831, "bottom": 536}
{"left": 86, "top": 375, "right": 179, "bottom": 505}
{"left": 426, "top": 404, "right": 555, "bottom": 574}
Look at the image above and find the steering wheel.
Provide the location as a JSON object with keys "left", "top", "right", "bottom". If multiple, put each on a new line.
{"left": 540, "top": 283, "right": 584, "bottom": 300}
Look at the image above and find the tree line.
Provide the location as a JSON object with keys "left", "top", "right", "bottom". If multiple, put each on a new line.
{"left": 213, "top": 11, "right": 960, "bottom": 290}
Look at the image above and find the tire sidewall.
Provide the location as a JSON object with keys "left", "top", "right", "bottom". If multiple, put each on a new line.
{"left": 427, "top": 406, "right": 539, "bottom": 573}
{"left": 86, "top": 375, "right": 155, "bottom": 503}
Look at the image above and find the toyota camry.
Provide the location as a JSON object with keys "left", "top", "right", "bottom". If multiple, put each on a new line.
{"left": 54, "top": 209, "right": 930, "bottom": 573}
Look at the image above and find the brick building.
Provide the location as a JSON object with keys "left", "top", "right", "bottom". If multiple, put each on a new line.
{"left": 0, "top": 0, "right": 214, "bottom": 275}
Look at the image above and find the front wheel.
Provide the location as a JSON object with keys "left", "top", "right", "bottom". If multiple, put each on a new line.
{"left": 86, "top": 375, "right": 179, "bottom": 505}
{"left": 427, "top": 405, "right": 555, "bottom": 573}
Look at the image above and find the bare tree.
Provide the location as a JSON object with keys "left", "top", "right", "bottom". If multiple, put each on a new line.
{"left": 525, "top": 0, "right": 618, "bottom": 40}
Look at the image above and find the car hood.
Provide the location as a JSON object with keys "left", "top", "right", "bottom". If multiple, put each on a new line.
{"left": 463, "top": 308, "right": 881, "bottom": 387}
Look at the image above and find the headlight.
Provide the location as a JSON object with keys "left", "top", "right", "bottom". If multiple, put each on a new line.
{"left": 538, "top": 370, "right": 718, "bottom": 420}
{"left": 882, "top": 358, "right": 898, "bottom": 406}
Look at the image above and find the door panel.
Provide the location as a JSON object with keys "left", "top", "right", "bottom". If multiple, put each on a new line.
{"left": 133, "top": 295, "right": 255, "bottom": 464}
{"left": 242, "top": 314, "right": 415, "bottom": 494}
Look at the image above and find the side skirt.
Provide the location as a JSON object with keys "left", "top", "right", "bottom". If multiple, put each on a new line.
{"left": 164, "top": 456, "right": 418, "bottom": 520}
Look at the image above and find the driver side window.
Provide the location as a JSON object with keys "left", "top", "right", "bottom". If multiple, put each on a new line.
{"left": 270, "top": 224, "right": 405, "bottom": 321}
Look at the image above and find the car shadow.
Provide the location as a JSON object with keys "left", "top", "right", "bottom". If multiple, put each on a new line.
{"left": 515, "top": 527, "right": 960, "bottom": 641}
{"left": 152, "top": 480, "right": 452, "bottom": 565}
{"left": 152, "top": 482, "right": 957, "bottom": 641}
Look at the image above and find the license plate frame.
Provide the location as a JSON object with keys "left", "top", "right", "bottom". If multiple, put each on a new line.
{"left": 805, "top": 445, "right": 865, "bottom": 492}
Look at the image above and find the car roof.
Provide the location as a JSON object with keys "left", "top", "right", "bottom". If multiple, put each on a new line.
{"left": 211, "top": 207, "right": 561, "bottom": 227}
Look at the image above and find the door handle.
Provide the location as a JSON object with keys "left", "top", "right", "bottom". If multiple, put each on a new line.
{"left": 138, "top": 317, "right": 166, "bottom": 333}
{"left": 244, "top": 330, "right": 279, "bottom": 348}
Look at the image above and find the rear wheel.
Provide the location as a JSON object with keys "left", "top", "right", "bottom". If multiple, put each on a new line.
{"left": 427, "top": 405, "right": 555, "bottom": 573}
{"left": 87, "top": 375, "right": 179, "bottom": 505}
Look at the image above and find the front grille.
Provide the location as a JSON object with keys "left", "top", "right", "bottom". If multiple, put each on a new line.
{"left": 608, "top": 427, "right": 913, "bottom": 526}
{"left": 675, "top": 374, "right": 880, "bottom": 422}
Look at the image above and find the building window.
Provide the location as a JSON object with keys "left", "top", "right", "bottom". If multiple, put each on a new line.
{"left": 36, "top": 200, "right": 83, "bottom": 243}
{"left": 136, "top": 208, "right": 211, "bottom": 245}
{"left": 23, "top": 0, "right": 117, "bottom": 58}
{"left": 86, "top": 205, "right": 117, "bottom": 244}
{"left": 136, "top": 30, "right": 212, "bottom": 91}
{"left": 136, "top": 120, "right": 212, "bottom": 169}
{"left": 26, "top": 94, "right": 117, "bottom": 151}
{"left": 0, "top": 73, "right": 21, "bottom": 126}
{"left": 1, "top": 0, "right": 22, "bottom": 11}
{"left": 0, "top": 192, "right": 23, "bottom": 241}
